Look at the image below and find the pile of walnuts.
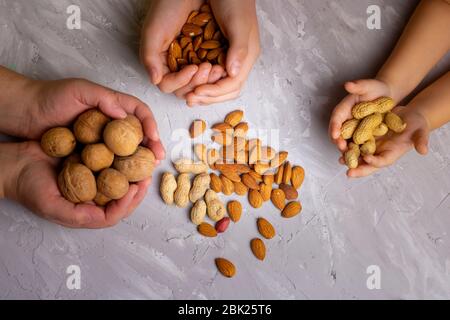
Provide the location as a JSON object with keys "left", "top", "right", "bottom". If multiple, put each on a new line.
{"left": 40, "top": 110, "right": 155, "bottom": 206}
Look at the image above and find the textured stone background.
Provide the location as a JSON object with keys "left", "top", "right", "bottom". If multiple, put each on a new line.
{"left": 0, "top": 0, "right": 449, "bottom": 299}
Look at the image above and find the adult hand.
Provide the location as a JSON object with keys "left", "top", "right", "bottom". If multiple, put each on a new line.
{"left": 25, "top": 78, "right": 165, "bottom": 161}
{"left": 1, "top": 142, "right": 147, "bottom": 228}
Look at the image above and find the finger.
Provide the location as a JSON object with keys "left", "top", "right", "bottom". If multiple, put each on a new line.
{"left": 413, "top": 128, "right": 429, "bottom": 155}
{"left": 158, "top": 65, "right": 199, "bottom": 93}
{"left": 208, "top": 65, "right": 226, "bottom": 83}
{"left": 173, "top": 62, "right": 212, "bottom": 99}
{"left": 192, "top": 76, "right": 241, "bottom": 97}
{"left": 347, "top": 163, "right": 380, "bottom": 178}
{"left": 74, "top": 80, "right": 127, "bottom": 119}
{"left": 186, "top": 89, "right": 241, "bottom": 107}
{"left": 210, "top": 0, "right": 253, "bottom": 77}
{"left": 126, "top": 178, "right": 151, "bottom": 217}
{"left": 101, "top": 184, "right": 139, "bottom": 228}
{"left": 329, "top": 94, "right": 358, "bottom": 140}
{"left": 43, "top": 195, "right": 106, "bottom": 228}
{"left": 363, "top": 150, "right": 397, "bottom": 168}
{"left": 344, "top": 79, "right": 388, "bottom": 101}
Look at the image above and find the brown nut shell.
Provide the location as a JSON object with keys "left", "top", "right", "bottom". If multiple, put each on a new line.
{"left": 81, "top": 143, "right": 114, "bottom": 172}
{"left": 103, "top": 115, "right": 143, "bottom": 156}
{"left": 58, "top": 163, "right": 97, "bottom": 203}
{"left": 41, "top": 127, "right": 76, "bottom": 158}
{"left": 113, "top": 146, "right": 156, "bottom": 182}
{"left": 97, "top": 168, "right": 129, "bottom": 200}
{"left": 73, "top": 109, "right": 110, "bottom": 144}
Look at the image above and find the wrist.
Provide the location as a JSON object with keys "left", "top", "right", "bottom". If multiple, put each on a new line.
{"left": 0, "top": 142, "right": 31, "bottom": 200}
{"left": 0, "top": 68, "right": 42, "bottom": 138}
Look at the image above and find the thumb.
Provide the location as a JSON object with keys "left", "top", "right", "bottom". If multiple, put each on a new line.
{"left": 141, "top": 50, "right": 164, "bottom": 85}
{"left": 413, "top": 128, "right": 429, "bottom": 155}
{"left": 226, "top": 35, "right": 249, "bottom": 77}
{"left": 344, "top": 79, "right": 382, "bottom": 97}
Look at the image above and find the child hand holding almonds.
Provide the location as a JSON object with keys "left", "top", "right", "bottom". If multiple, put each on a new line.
{"left": 329, "top": 0, "right": 450, "bottom": 178}
{"left": 140, "top": 0, "right": 260, "bottom": 106}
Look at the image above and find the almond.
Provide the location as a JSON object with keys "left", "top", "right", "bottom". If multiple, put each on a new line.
{"left": 270, "top": 151, "right": 288, "bottom": 168}
{"left": 197, "top": 48, "right": 208, "bottom": 60}
{"left": 215, "top": 258, "right": 236, "bottom": 278}
{"left": 193, "top": 35, "right": 203, "bottom": 51}
{"left": 250, "top": 238, "right": 266, "bottom": 261}
{"left": 182, "top": 42, "right": 193, "bottom": 60}
{"left": 227, "top": 200, "right": 242, "bottom": 222}
{"left": 249, "top": 145, "right": 261, "bottom": 164}
{"left": 282, "top": 161, "right": 292, "bottom": 184}
{"left": 186, "top": 11, "right": 199, "bottom": 23}
{"left": 207, "top": 148, "right": 220, "bottom": 167}
{"left": 220, "top": 169, "right": 241, "bottom": 183}
{"left": 220, "top": 174, "right": 234, "bottom": 195}
{"left": 291, "top": 166, "right": 305, "bottom": 189}
{"left": 248, "top": 189, "right": 263, "bottom": 208}
{"left": 257, "top": 217, "right": 275, "bottom": 239}
{"left": 271, "top": 189, "right": 286, "bottom": 210}
{"left": 274, "top": 164, "right": 284, "bottom": 185}
{"left": 210, "top": 173, "right": 222, "bottom": 193}
{"left": 234, "top": 122, "right": 249, "bottom": 137}
{"left": 259, "top": 182, "right": 272, "bottom": 202}
{"left": 260, "top": 146, "right": 276, "bottom": 161}
{"left": 169, "top": 40, "right": 182, "bottom": 59}
{"left": 224, "top": 110, "right": 244, "bottom": 127}
{"left": 246, "top": 138, "right": 261, "bottom": 152}
{"left": 215, "top": 163, "right": 250, "bottom": 175}
{"left": 212, "top": 122, "right": 233, "bottom": 132}
{"left": 167, "top": 54, "right": 178, "bottom": 72}
{"left": 203, "top": 20, "right": 216, "bottom": 41}
{"left": 242, "top": 173, "right": 260, "bottom": 190}
{"left": 220, "top": 146, "right": 234, "bottom": 164}
{"left": 182, "top": 23, "right": 203, "bottom": 37}
{"left": 281, "top": 201, "right": 302, "bottom": 218}
{"left": 177, "top": 58, "right": 188, "bottom": 67}
{"left": 194, "top": 144, "right": 207, "bottom": 162}
{"left": 179, "top": 36, "right": 192, "bottom": 49}
{"left": 233, "top": 136, "right": 246, "bottom": 151}
{"left": 200, "top": 40, "right": 221, "bottom": 49}
{"left": 190, "top": 12, "right": 212, "bottom": 27}
{"left": 233, "top": 181, "right": 248, "bottom": 196}
{"left": 189, "top": 50, "right": 201, "bottom": 64}
{"left": 212, "top": 131, "right": 233, "bottom": 146}
{"left": 263, "top": 174, "right": 274, "bottom": 185}
{"left": 254, "top": 162, "right": 270, "bottom": 175}
{"left": 248, "top": 170, "right": 263, "bottom": 183}
{"left": 206, "top": 47, "right": 223, "bottom": 61}
{"left": 189, "top": 119, "right": 206, "bottom": 138}
{"left": 279, "top": 183, "right": 298, "bottom": 200}
{"left": 217, "top": 52, "right": 226, "bottom": 68}
{"left": 215, "top": 217, "right": 230, "bottom": 233}
{"left": 213, "top": 30, "right": 222, "bottom": 41}
{"left": 198, "top": 222, "right": 217, "bottom": 237}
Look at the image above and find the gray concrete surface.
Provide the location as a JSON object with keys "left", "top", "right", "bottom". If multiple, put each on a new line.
{"left": 0, "top": 0, "right": 449, "bottom": 299}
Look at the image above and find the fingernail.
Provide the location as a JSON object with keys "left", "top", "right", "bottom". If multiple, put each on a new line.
{"left": 230, "top": 62, "right": 240, "bottom": 77}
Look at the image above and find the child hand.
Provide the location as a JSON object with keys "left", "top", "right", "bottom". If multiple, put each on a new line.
{"left": 342, "top": 107, "right": 430, "bottom": 178}
{"left": 329, "top": 79, "right": 392, "bottom": 152}
{"left": 186, "top": 0, "right": 260, "bottom": 106}
{"left": 140, "top": 0, "right": 220, "bottom": 96}
{"left": 3, "top": 142, "right": 148, "bottom": 228}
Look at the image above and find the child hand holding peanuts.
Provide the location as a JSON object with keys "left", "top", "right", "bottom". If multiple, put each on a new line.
{"left": 329, "top": 0, "right": 450, "bottom": 178}
{"left": 140, "top": 0, "right": 260, "bottom": 106}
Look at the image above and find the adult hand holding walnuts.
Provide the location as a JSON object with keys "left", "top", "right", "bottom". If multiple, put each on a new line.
{"left": 0, "top": 66, "right": 165, "bottom": 228}
{"left": 140, "top": 0, "right": 260, "bottom": 106}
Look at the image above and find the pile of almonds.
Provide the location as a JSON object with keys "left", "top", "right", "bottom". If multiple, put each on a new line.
{"left": 167, "top": 1, "right": 228, "bottom": 72}
{"left": 160, "top": 110, "right": 305, "bottom": 278}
